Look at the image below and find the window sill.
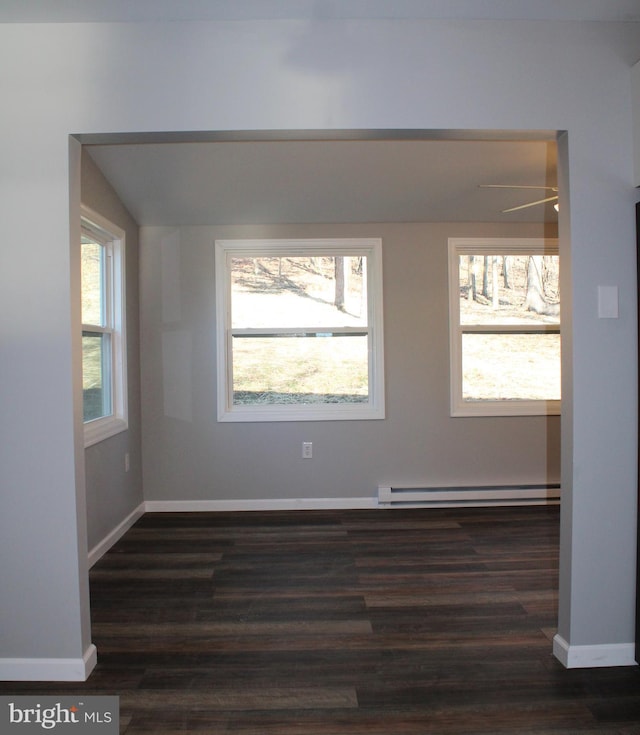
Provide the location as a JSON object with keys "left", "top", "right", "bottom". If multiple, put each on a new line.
{"left": 218, "top": 404, "right": 385, "bottom": 422}
{"left": 451, "top": 399, "right": 561, "bottom": 418}
{"left": 84, "top": 416, "right": 128, "bottom": 447}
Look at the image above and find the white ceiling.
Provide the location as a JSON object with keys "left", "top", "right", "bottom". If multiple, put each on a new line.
{"left": 2, "top": 0, "right": 640, "bottom": 23}
{"left": 86, "top": 136, "right": 558, "bottom": 226}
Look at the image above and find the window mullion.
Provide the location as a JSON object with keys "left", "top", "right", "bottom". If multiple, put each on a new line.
{"left": 461, "top": 324, "right": 560, "bottom": 335}
{"left": 82, "top": 324, "right": 112, "bottom": 334}
{"left": 231, "top": 327, "right": 370, "bottom": 337}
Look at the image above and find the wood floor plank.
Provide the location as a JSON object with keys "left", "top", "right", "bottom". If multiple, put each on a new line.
{"left": 117, "top": 687, "right": 359, "bottom": 711}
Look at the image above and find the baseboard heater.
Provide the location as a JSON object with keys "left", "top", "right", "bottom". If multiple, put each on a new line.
{"left": 377, "top": 483, "right": 560, "bottom": 508}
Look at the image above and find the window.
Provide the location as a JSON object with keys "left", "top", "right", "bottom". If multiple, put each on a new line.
{"left": 215, "top": 238, "right": 385, "bottom": 422}
{"left": 448, "top": 238, "right": 560, "bottom": 417}
{"left": 81, "top": 206, "right": 127, "bottom": 445}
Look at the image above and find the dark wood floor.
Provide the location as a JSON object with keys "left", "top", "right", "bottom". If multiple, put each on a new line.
{"left": 3, "top": 505, "right": 640, "bottom": 734}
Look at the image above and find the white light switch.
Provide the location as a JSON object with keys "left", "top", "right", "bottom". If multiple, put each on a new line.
{"left": 598, "top": 286, "right": 619, "bottom": 319}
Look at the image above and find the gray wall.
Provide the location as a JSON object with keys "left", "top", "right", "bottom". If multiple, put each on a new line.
{"left": 141, "top": 222, "right": 559, "bottom": 503}
{"left": 81, "top": 152, "right": 144, "bottom": 551}
{"left": 0, "top": 16, "right": 638, "bottom": 678}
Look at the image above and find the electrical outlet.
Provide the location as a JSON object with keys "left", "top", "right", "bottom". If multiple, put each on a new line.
{"left": 302, "top": 442, "right": 313, "bottom": 459}
{"left": 125, "top": 453, "right": 130, "bottom": 472}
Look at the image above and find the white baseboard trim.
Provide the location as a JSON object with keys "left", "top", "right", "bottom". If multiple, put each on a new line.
{"left": 553, "top": 634, "right": 637, "bottom": 668}
{"left": 144, "top": 497, "right": 378, "bottom": 513}
{"left": 0, "top": 644, "right": 97, "bottom": 682}
{"left": 88, "top": 502, "right": 145, "bottom": 568}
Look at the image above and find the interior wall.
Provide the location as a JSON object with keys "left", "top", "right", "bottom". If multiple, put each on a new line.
{"left": 140, "top": 221, "right": 559, "bottom": 503}
{"left": 1, "top": 16, "right": 638, "bottom": 678}
{"left": 81, "top": 151, "right": 144, "bottom": 551}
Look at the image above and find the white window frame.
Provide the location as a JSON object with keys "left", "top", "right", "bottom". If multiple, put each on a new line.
{"left": 448, "top": 237, "right": 560, "bottom": 418}
{"left": 215, "top": 238, "right": 385, "bottom": 422}
{"left": 81, "top": 205, "right": 128, "bottom": 446}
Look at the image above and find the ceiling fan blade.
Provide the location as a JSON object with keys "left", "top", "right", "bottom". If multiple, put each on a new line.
{"left": 502, "top": 195, "right": 559, "bottom": 213}
{"left": 479, "top": 184, "right": 558, "bottom": 191}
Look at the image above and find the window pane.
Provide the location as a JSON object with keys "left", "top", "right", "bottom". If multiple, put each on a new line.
{"left": 83, "top": 332, "right": 112, "bottom": 421}
{"left": 230, "top": 256, "right": 367, "bottom": 329}
{"left": 232, "top": 334, "right": 369, "bottom": 405}
{"left": 459, "top": 254, "right": 559, "bottom": 326}
{"left": 82, "top": 237, "right": 104, "bottom": 326}
{"left": 462, "top": 333, "right": 561, "bottom": 401}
